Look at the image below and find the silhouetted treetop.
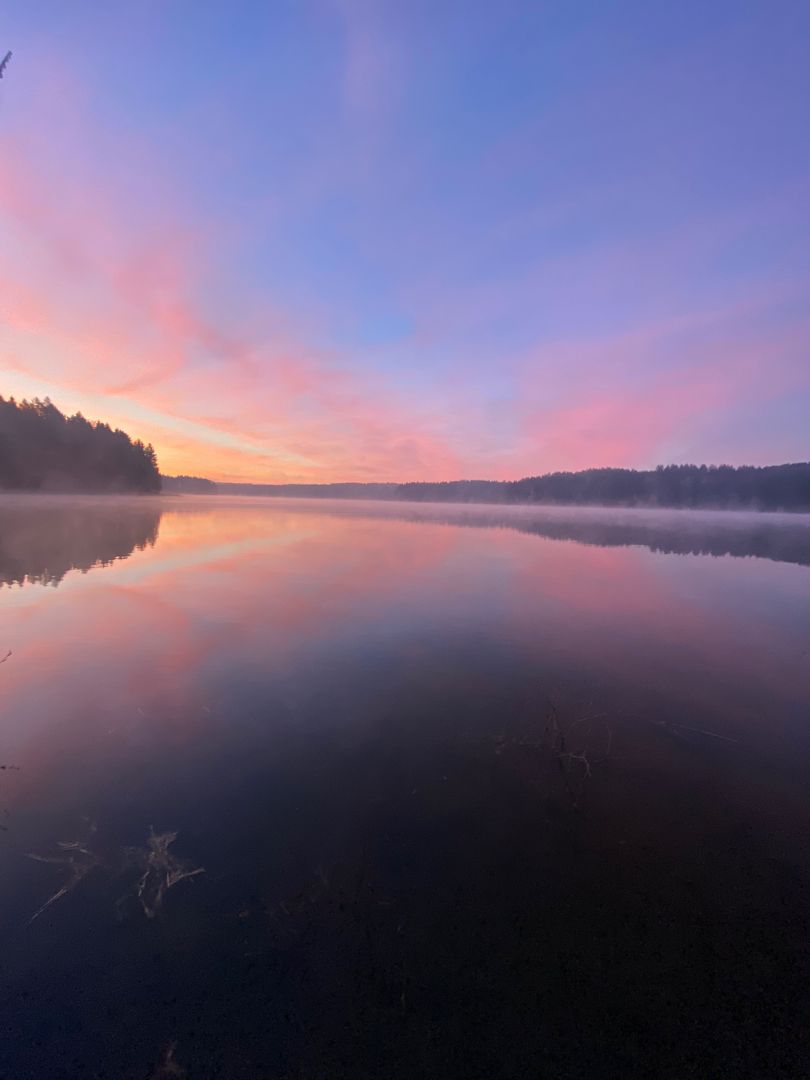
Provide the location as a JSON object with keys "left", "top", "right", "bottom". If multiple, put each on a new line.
{"left": 396, "top": 464, "right": 810, "bottom": 510}
{"left": 175, "top": 463, "right": 810, "bottom": 512}
{"left": 161, "top": 475, "right": 217, "bottom": 494}
{"left": 0, "top": 397, "right": 161, "bottom": 493}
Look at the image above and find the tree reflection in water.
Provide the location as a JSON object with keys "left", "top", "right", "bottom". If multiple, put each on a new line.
{"left": 0, "top": 496, "right": 162, "bottom": 588}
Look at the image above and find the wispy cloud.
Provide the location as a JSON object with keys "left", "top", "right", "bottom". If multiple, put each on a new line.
{"left": 1, "top": 7, "right": 808, "bottom": 480}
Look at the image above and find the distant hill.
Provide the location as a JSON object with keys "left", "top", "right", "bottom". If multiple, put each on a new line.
{"left": 219, "top": 481, "right": 398, "bottom": 499}
{"left": 0, "top": 397, "right": 161, "bottom": 493}
{"left": 160, "top": 463, "right": 810, "bottom": 511}
{"left": 160, "top": 474, "right": 218, "bottom": 494}
{"left": 160, "top": 477, "right": 397, "bottom": 498}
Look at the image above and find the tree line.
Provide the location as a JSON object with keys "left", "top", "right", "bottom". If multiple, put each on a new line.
{"left": 0, "top": 397, "right": 161, "bottom": 493}
{"left": 160, "top": 474, "right": 217, "bottom": 494}
{"left": 163, "top": 463, "right": 810, "bottom": 511}
{"left": 397, "top": 464, "right": 810, "bottom": 510}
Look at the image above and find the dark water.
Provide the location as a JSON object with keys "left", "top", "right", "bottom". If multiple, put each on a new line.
{"left": 1, "top": 495, "right": 809, "bottom": 1079}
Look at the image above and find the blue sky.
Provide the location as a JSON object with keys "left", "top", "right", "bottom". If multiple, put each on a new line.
{"left": 1, "top": 1, "right": 808, "bottom": 480}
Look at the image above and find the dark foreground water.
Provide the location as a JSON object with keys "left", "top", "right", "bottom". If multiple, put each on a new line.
{"left": 1, "top": 495, "right": 809, "bottom": 1079}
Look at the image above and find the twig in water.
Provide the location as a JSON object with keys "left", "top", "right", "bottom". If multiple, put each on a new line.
{"left": 27, "top": 839, "right": 100, "bottom": 923}
{"left": 558, "top": 750, "right": 593, "bottom": 779}
{"left": 149, "top": 1040, "right": 185, "bottom": 1079}
{"left": 655, "top": 719, "right": 739, "bottom": 744}
{"left": 132, "top": 829, "right": 205, "bottom": 919}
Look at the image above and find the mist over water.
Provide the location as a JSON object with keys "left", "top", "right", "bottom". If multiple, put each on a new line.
{"left": 4, "top": 493, "right": 810, "bottom": 584}
{"left": 0, "top": 495, "right": 161, "bottom": 587}
{"left": 1, "top": 495, "right": 809, "bottom": 1077}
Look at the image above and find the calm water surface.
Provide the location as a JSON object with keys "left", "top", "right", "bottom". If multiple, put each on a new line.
{"left": 1, "top": 495, "right": 809, "bottom": 1078}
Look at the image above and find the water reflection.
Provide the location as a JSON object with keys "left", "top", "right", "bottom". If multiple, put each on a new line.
{"left": 0, "top": 496, "right": 808, "bottom": 1078}
{"left": 1, "top": 496, "right": 809, "bottom": 597}
{"left": 407, "top": 501, "right": 810, "bottom": 565}
{"left": 245, "top": 497, "right": 810, "bottom": 566}
{"left": 0, "top": 495, "right": 161, "bottom": 588}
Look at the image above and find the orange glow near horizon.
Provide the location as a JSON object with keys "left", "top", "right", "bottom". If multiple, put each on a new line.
{"left": 1, "top": 25, "right": 808, "bottom": 482}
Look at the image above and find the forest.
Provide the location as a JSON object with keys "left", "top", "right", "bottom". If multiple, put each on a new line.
{"left": 165, "top": 463, "right": 810, "bottom": 511}
{"left": 397, "top": 464, "right": 810, "bottom": 510}
{"left": 160, "top": 474, "right": 217, "bottom": 494}
{"left": 0, "top": 397, "right": 161, "bottom": 493}
{"left": 4, "top": 393, "right": 807, "bottom": 509}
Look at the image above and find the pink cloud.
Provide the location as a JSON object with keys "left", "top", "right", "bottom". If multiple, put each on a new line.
{"left": 513, "top": 317, "right": 810, "bottom": 472}
{"left": 0, "top": 61, "right": 464, "bottom": 482}
{"left": 2, "top": 51, "right": 807, "bottom": 483}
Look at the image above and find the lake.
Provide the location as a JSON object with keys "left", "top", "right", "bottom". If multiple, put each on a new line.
{"left": 1, "top": 494, "right": 809, "bottom": 1078}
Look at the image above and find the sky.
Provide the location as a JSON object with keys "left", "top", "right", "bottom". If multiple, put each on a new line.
{"left": 1, "top": 1, "right": 808, "bottom": 483}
